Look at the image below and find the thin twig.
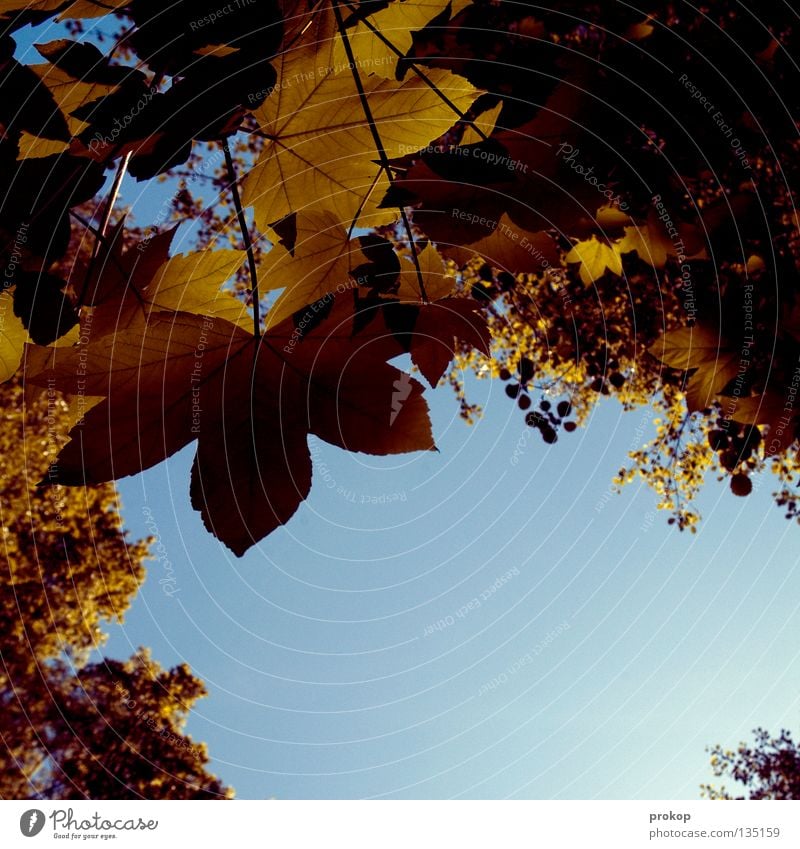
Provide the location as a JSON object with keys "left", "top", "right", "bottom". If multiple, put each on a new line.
{"left": 346, "top": 170, "right": 383, "bottom": 242}
{"left": 284, "top": 0, "right": 326, "bottom": 51}
{"left": 223, "top": 141, "right": 261, "bottom": 339}
{"left": 78, "top": 150, "right": 131, "bottom": 306}
{"left": 69, "top": 209, "right": 135, "bottom": 285}
{"left": 340, "top": 0, "right": 489, "bottom": 142}
{"left": 332, "top": 0, "right": 428, "bottom": 302}
{"left": 69, "top": 209, "right": 112, "bottom": 250}
{"left": 98, "top": 152, "right": 130, "bottom": 238}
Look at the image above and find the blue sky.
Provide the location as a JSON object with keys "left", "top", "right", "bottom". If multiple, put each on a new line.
{"left": 105, "top": 370, "right": 800, "bottom": 800}
{"left": 10, "top": 22, "right": 800, "bottom": 801}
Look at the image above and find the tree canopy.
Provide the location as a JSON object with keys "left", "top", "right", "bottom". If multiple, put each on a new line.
{"left": 1, "top": 0, "right": 799, "bottom": 801}
{"left": 0, "top": 377, "right": 230, "bottom": 798}
{"left": 1, "top": 1, "right": 797, "bottom": 553}
{"left": 704, "top": 728, "right": 800, "bottom": 800}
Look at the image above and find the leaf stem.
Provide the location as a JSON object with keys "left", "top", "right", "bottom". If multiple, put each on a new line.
{"left": 223, "top": 140, "right": 261, "bottom": 340}
{"left": 332, "top": 0, "right": 428, "bottom": 302}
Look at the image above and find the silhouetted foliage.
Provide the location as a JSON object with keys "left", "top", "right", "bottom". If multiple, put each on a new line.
{"left": 0, "top": 378, "right": 230, "bottom": 798}
{"left": 704, "top": 729, "right": 800, "bottom": 800}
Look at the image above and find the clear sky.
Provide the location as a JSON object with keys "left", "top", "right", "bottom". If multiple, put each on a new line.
{"left": 105, "top": 369, "right": 800, "bottom": 800}
{"left": 11, "top": 23, "right": 800, "bottom": 801}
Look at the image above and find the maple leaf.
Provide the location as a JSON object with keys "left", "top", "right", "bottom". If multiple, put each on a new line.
{"left": 409, "top": 298, "right": 490, "bottom": 386}
{"left": 29, "top": 54, "right": 118, "bottom": 139}
{"left": 78, "top": 221, "right": 176, "bottom": 307}
{"left": 25, "top": 299, "right": 439, "bottom": 555}
{"left": 616, "top": 222, "right": 671, "bottom": 269}
{"left": 141, "top": 250, "right": 251, "bottom": 329}
{"left": 650, "top": 324, "right": 742, "bottom": 412}
{"left": 27, "top": 39, "right": 164, "bottom": 168}
{"left": 389, "top": 79, "right": 600, "bottom": 243}
{"left": 18, "top": 13, "right": 282, "bottom": 178}
{"left": 0, "top": 291, "right": 30, "bottom": 383}
{"left": 395, "top": 243, "right": 455, "bottom": 301}
{"left": 460, "top": 100, "right": 502, "bottom": 146}
{"left": 7, "top": 40, "right": 174, "bottom": 175}
{"left": 259, "top": 212, "right": 369, "bottom": 328}
{"left": 242, "top": 42, "right": 480, "bottom": 230}
{"left": 15, "top": 132, "right": 70, "bottom": 159}
{"left": 269, "top": 298, "right": 440, "bottom": 455}
{"left": 333, "top": 0, "right": 472, "bottom": 79}
{"left": 78, "top": 226, "right": 249, "bottom": 338}
{"left": 616, "top": 211, "right": 706, "bottom": 269}
{"left": 718, "top": 392, "right": 798, "bottom": 457}
{"left": 25, "top": 313, "right": 289, "bottom": 555}
{"left": 437, "top": 213, "right": 558, "bottom": 275}
{"left": 565, "top": 237, "right": 623, "bottom": 285}
{"left": 23, "top": 314, "right": 222, "bottom": 480}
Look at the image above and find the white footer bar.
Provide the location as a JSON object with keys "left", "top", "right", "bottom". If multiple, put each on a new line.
{"left": 3, "top": 800, "right": 798, "bottom": 848}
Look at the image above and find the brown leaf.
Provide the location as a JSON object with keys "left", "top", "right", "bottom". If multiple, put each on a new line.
{"left": 410, "top": 298, "right": 490, "bottom": 386}
{"left": 26, "top": 297, "right": 444, "bottom": 554}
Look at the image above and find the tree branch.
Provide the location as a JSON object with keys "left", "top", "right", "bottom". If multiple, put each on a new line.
{"left": 332, "top": 0, "right": 428, "bottom": 302}
{"left": 223, "top": 141, "right": 261, "bottom": 340}
{"left": 340, "top": 0, "right": 489, "bottom": 142}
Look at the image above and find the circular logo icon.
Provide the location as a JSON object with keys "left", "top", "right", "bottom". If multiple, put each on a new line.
{"left": 19, "top": 810, "right": 45, "bottom": 837}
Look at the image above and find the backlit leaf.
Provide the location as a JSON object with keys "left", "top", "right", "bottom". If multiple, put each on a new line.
{"left": 333, "top": 0, "right": 472, "bottom": 79}
{"left": 650, "top": 325, "right": 741, "bottom": 412}
{"left": 260, "top": 212, "right": 369, "bottom": 328}
{"left": 565, "top": 237, "right": 623, "bottom": 285}
{"left": 395, "top": 243, "right": 455, "bottom": 301}
{"left": 242, "top": 64, "right": 480, "bottom": 230}
{"left": 0, "top": 292, "right": 30, "bottom": 383}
